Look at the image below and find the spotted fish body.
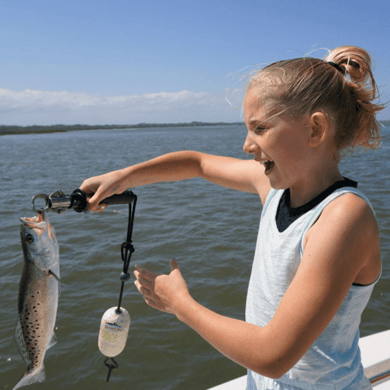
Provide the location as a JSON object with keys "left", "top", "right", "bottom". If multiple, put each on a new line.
{"left": 14, "top": 211, "right": 60, "bottom": 390}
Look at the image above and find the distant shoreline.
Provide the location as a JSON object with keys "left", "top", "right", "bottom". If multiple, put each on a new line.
{"left": 1, "top": 120, "right": 389, "bottom": 136}
{"left": 0, "top": 121, "right": 245, "bottom": 136}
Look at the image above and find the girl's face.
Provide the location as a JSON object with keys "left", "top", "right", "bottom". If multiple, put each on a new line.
{"left": 243, "top": 87, "right": 314, "bottom": 191}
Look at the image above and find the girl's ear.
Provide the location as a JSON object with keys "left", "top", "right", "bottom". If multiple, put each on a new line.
{"left": 308, "top": 111, "right": 331, "bottom": 148}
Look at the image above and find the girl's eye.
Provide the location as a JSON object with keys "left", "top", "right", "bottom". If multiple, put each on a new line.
{"left": 254, "top": 126, "right": 266, "bottom": 135}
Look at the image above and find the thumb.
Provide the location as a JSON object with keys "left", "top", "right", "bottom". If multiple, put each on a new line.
{"left": 170, "top": 258, "right": 179, "bottom": 272}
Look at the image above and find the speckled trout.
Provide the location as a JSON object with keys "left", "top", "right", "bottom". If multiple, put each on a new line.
{"left": 14, "top": 211, "right": 61, "bottom": 390}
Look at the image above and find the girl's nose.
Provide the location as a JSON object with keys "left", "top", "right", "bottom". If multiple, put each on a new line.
{"left": 243, "top": 133, "right": 258, "bottom": 154}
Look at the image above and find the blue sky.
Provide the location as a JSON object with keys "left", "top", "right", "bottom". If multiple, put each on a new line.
{"left": 1, "top": 0, "right": 389, "bottom": 125}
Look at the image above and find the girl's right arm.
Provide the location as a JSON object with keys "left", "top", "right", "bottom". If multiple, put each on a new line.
{"left": 80, "top": 151, "right": 270, "bottom": 211}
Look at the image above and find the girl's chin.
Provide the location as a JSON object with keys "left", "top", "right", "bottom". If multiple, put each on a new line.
{"left": 268, "top": 177, "right": 288, "bottom": 191}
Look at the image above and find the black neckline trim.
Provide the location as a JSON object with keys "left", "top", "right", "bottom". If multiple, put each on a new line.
{"left": 286, "top": 177, "right": 357, "bottom": 215}
{"left": 276, "top": 177, "right": 358, "bottom": 233}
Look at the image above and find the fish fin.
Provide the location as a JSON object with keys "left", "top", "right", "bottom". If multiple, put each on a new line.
{"left": 47, "top": 331, "right": 58, "bottom": 350}
{"left": 48, "top": 269, "right": 65, "bottom": 285}
{"left": 12, "top": 364, "right": 45, "bottom": 390}
{"left": 15, "top": 318, "right": 31, "bottom": 365}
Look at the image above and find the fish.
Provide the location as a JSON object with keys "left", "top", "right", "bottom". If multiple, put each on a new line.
{"left": 13, "top": 211, "right": 61, "bottom": 390}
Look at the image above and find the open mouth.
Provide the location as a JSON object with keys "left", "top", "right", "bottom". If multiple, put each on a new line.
{"left": 263, "top": 160, "right": 275, "bottom": 173}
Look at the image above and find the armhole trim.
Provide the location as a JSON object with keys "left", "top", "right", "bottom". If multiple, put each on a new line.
{"left": 261, "top": 189, "right": 278, "bottom": 217}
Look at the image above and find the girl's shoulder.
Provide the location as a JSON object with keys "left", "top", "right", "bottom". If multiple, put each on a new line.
{"left": 305, "top": 191, "right": 381, "bottom": 285}
{"left": 306, "top": 190, "right": 378, "bottom": 247}
{"left": 321, "top": 190, "right": 375, "bottom": 224}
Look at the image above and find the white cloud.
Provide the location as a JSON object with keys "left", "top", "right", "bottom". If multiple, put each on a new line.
{"left": 0, "top": 88, "right": 244, "bottom": 126}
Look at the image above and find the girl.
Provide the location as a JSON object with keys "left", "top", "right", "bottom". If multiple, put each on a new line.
{"left": 80, "top": 46, "right": 384, "bottom": 389}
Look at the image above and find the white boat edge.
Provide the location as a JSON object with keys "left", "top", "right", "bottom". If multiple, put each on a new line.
{"left": 207, "top": 329, "right": 390, "bottom": 390}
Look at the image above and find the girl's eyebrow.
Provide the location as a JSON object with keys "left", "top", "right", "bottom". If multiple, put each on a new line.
{"left": 248, "top": 118, "right": 269, "bottom": 128}
{"left": 247, "top": 107, "right": 289, "bottom": 129}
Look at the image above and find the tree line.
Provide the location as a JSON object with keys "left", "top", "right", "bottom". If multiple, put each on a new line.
{"left": 1, "top": 120, "right": 389, "bottom": 137}
{"left": 0, "top": 121, "right": 245, "bottom": 136}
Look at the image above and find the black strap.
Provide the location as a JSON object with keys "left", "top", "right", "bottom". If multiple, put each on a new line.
{"left": 117, "top": 195, "right": 137, "bottom": 313}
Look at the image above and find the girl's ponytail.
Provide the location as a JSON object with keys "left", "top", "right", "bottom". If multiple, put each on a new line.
{"left": 325, "top": 46, "right": 384, "bottom": 149}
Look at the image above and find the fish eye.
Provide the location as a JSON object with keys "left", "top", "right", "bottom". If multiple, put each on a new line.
{"left": 26, "top": 234, "right": 34, "bottom": 244}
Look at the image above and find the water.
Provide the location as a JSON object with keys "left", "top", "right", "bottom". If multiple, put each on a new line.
{"left": 0, "top": 125, "right": 389, "bottom": 390}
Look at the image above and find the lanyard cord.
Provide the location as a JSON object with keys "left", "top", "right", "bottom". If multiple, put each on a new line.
{"left": 102, "top": 192, "right": 137, "bottom": 382}
{"left": 117, "top": 194, "right": 137, "bottom": 313}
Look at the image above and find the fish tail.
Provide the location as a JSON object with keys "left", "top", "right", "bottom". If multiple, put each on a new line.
{"left": 12, "top": 364, "right": 45, "bottom": 390}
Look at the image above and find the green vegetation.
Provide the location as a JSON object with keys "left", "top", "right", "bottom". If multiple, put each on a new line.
{"left": 0, "top": 121, "right": 245, "bottom": 136}
{"left": 1, "top": 120, "right": 389, "bottom": 136}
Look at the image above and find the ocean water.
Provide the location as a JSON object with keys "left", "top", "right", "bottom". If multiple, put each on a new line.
{"left": 0, "top": 125, "right": 389, "bottom": 390}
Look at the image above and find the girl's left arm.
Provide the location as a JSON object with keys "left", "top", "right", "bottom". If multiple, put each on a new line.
{"left": 134, "top": 194, "right": 381, "bottom": 379}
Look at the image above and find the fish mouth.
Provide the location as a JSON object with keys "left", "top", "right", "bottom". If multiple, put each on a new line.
{"left": 20, "top": 212, "right": 47, "bottom": 229}
{"left": 20, "top": 212, "right": 48, "bottom": 238}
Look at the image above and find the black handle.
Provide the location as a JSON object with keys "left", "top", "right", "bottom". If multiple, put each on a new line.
{"left": 71, "top": 189, "right": 136, "bottom": 213}
{"left": 100, "top": 190, "right": 136, "bottom": 206}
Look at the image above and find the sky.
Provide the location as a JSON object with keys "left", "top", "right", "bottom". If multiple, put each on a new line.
{"left": 1, "top": 0, "right": 389, "bottom": 126}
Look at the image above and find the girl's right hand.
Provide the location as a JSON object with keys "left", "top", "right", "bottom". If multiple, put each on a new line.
{"left": 79, "top": 169, "right": 126, "bottom": 212}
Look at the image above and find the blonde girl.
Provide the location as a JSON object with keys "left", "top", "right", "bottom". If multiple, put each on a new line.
{"left": 80, "top": 46, "right": 384, "bottom": 389}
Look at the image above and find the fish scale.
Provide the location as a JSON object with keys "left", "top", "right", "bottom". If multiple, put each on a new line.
{"left": 13, "top": 211, "right": 60, "bottom": 390}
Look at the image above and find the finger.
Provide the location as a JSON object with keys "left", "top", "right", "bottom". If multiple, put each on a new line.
{"left": 144, "top": 297, "right": 158, "bottom": 308}
{"left": 140, "top": 286, "right": 152, "bottom": 297}
{"left": 95, "top": 203, "right": 109, "bottom": 212}
{"left": 170, "top": 258, "right": 179, "bottom": 272}
{"left": 79, "top": 181, "right": 97, "bottom": 196}
{"left": 134, "top": 280, "right": 151, "bottom": 296}
{"left": 135, "top": 264, "right": 156, "bottom": 281}
{"left": 136, "top": 274, "right": 153, "bottom": 289}
{"left": 92, "top": 204, "right": 108, "bottom": 213}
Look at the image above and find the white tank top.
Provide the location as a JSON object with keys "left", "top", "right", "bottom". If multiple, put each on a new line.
{"left": 245, "top": 187, "right": 381, "bottom": 390}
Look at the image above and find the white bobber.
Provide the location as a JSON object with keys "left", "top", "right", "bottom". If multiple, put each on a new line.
{"left": 98, "top": 307, "right": 131, "bottom": 357}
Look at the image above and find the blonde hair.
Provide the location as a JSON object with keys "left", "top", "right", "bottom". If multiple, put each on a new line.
{"left": 248, "top": 46, "right": 385, "bottom": 150}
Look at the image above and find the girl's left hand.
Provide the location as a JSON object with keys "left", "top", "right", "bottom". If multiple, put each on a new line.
{"left": 134, "top": 259, "right": 191, "bottom": 316}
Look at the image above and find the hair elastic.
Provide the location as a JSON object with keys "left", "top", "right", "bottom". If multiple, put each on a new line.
{"left": 327, "top": 61, "right": 345, "bottom": 75}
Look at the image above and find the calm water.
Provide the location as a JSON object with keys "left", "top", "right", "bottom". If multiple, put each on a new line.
{"left": 0, "top": 125, "right": 389, "bottom": 390}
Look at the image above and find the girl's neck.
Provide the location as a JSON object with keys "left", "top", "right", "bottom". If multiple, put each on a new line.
{"left": 288, "top": 164, "right": 344, "bottom": 208}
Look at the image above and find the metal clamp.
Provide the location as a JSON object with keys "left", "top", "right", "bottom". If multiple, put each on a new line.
{"left": 32, "top": 194, "right": 51, "bottom": 213}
